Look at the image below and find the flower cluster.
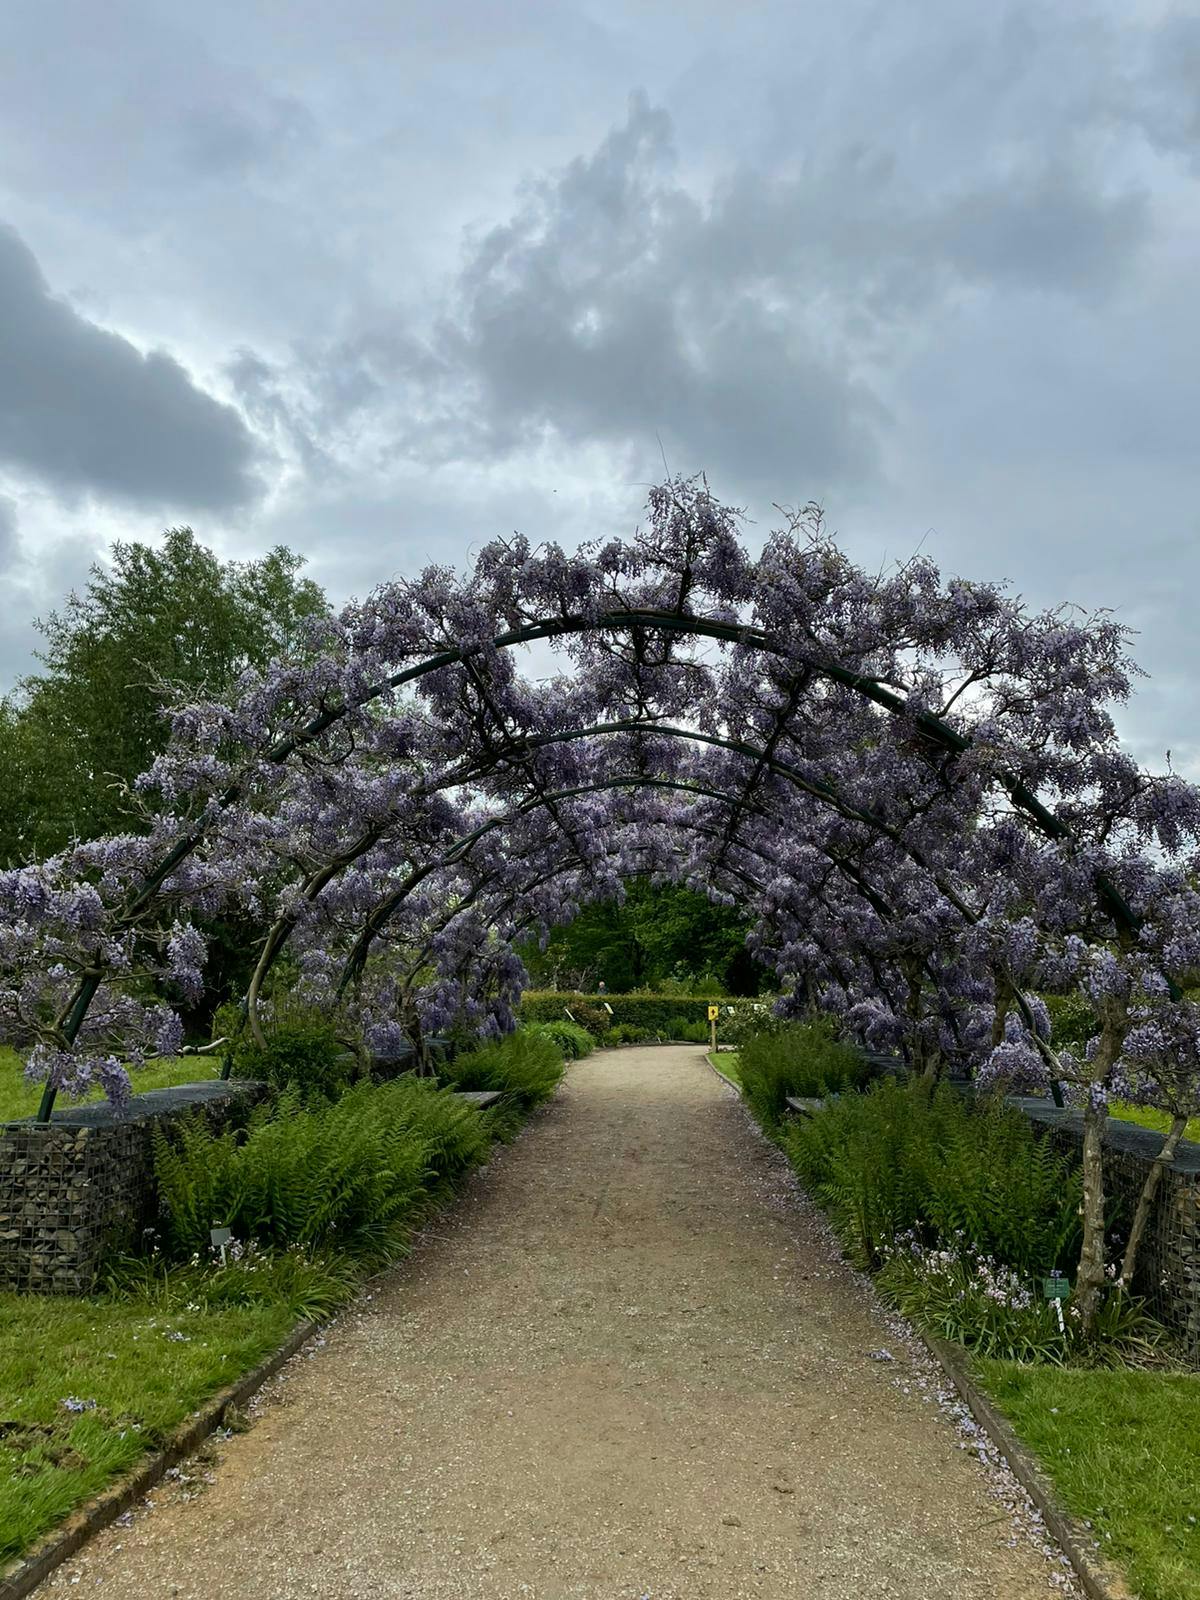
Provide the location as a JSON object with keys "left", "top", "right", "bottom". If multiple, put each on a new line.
{"left": 0, "top": 470, "right": 1196, "bottom": 1146}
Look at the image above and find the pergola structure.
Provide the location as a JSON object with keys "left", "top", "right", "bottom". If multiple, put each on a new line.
{"left": 4, "top": 472, "right": 1200, "bottom": 1314}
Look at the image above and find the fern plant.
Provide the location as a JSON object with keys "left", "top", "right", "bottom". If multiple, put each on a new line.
{"left": 151, "top": 1077, "right": 493, "bottom": 1260}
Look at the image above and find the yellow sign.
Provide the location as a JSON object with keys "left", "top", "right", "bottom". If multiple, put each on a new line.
{"left": 707, "top": 1004, "right": 720, "bottom": 1021}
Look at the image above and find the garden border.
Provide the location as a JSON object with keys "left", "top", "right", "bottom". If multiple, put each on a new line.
{"left": 0, "top": 1314, "right": 321, "bottom": 1600}
{"left": 698, "top": 1046, "right": 1131, "bottom": 1600}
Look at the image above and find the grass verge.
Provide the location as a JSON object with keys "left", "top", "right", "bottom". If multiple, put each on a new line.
{"left": 707, "top": 1050, "right": 740, "bottom": 1088}
{"left": 1108, "top": 1100, "right": 1200, "bottom": 1145}
{"left": 0, "top": 1290, "right": 295, "bottom": 1563}
{"left": 975, "top": 1359, "right": 1200, "bottom": 1600}
{"left": 0, "top": 1047, "right": 214, "bottom": 1122}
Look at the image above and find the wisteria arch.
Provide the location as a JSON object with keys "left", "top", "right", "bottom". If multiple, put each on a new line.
{"left": 6, "top": 470, "right": 1200, "bottom": 1315}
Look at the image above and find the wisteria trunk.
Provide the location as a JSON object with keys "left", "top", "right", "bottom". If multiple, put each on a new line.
{"left": 1075, "top": 1091, "right": 1109, "bottom": 1331}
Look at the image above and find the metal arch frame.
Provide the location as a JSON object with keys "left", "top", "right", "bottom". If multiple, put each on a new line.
{"left": 37, "top": 605, "right": 1141, "bottom": 1119}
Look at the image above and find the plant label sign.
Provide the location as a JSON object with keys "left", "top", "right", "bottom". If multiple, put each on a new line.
{"left": 1042, "top": 1277, "right": 1070, "bottom": 1300}
{"left": 603, "top": 1002, "right": 614, "bottom": 1014}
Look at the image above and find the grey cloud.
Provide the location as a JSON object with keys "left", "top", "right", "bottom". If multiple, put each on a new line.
{"left": 0, "top": 224, "right": 263, "bottom": 511}
{"left": 0, "top": 497, "right": 15, "bottom": 567}
{"left": 286, "top": 85, "right": 1147, "bottom": 503}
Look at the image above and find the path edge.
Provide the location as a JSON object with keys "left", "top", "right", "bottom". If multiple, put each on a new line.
{"left": 0, "top": 1315, "right": 322, "bottom": 1600}
{"left": 701, "top": 1046, "right": 1132, "bottom": 1600}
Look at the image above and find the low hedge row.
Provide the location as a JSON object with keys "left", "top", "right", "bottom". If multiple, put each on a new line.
{"left": 519, "top": 991, "right": 733, "bottom": 1034}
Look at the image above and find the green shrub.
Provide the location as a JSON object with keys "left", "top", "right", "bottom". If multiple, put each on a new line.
{"left": 738, "top": 1018, "right": 870, "bottom": 1127}
{"left": 520, "top": 991, "right": 729, "bottom": 1035}
{"left": 1041, "top": 992, "right": 1099, "bottom": 1052}
{"left": 717, "top": 1003, "right": 776, "bottom": 1048}
{"left": 787, "top": 1077, "right": 1082, "bottom": 1276}
{"left": 527, "top": 1020, "right": 595, "bottom": 1059}
{"left": 439, "top": 1029, "right": 565, "bottom": 1109}
{"left": 607, "top": 1022, "right": 653, "bottom": 1044}
{"left": 152, "top": 1077, "right": 491, "bottom": 1261}
{"left": 214, "top": 1005, "right": 353, "bottom": 1103}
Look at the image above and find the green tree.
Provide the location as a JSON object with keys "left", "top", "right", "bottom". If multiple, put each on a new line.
{"left": 518, "top": 880, "right": 767, "bottom": 995}
{"left": 0, "top": 529, "right": 327, "bottom": 864}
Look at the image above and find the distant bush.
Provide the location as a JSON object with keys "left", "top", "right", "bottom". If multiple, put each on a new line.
{"left": 1040, "top": 992, "right": 1099, "bottom": 1053}
{"left": 520, "top": 992, "right": 729, "bottom": 1036}
{"left": 607, "top": 1022, "right": 653, "bottom": 1044}
{"left": 439, "top": 1029, "right": 565, "bottom": 1110}
{"left": 528, "top": 1020, "right": 595, "bottom": 1059}
{"left": 738, "top": 1018, "right": 869, "bottom": 1127}
{"left": 715, "top": 1003, "right": 776, "bottom": 1048}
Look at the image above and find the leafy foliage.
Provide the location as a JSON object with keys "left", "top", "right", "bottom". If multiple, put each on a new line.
{"left": 738, "top": 1018, "right": 870, "bottom": 1128}
{"left": 876, "top": 1246, "right": 1171, "bottom": 1365}
{"left": 1041, "top": 991, "right": 1099, "bottom": 1052}
{"left": 151, "top": 1077, "right": 490, "bottom": 1259}
{"left": 521, "top": 992, "right": 727, "bottom": 1035}
{"left": 0, "top": 530, "right": 327, "bottom": 867}
{"left": 516, "top": 879, "right": 767, "bottom": 994}
{"left": 786, "top": 1077, "right": 1082, "bottom": 1275}
{"left": 439, "top": 1029, "right": 565, "bottom": 1110}
{"left": 526, "top": 1019, "right": 595, "bottom": 1059}
{"left": 223, "top": 1011, "right": 353, "bottom": 1103}
{"left": 606, "top": 1022, "right": 653, "bottom": 1043}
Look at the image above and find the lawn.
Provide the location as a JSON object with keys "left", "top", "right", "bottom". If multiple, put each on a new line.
{"left": 976, "top": 1360, "right": 1200, "bottom": 1600}
{"left": 0, "top": 1288, "right": 296, "bottom": 1562}
{"left": 707, "top": 1049, "right": 740, "bottom": 1087}
{"left": 1109, "top": 1100, "right": 1200, "bottom": 1145}
{"left": 0, "top": 1046, "right": 219, "bottom": 1122}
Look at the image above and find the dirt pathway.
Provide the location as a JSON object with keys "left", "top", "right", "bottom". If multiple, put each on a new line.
{"left": 43, "top": 1047, "right": 1078, "bottom": 1600}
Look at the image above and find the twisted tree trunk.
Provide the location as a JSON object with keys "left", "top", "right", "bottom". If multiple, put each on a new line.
{"left": 1073, "top": 997, "right": 1131, "bottom": 1334}
{"left": 1119, "top": 1112, "right": 1189, "bottom": 1291}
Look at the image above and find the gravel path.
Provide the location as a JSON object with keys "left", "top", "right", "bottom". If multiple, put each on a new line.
{"left": 43, "top": 1047, "right": 1081, "bottom": 1599}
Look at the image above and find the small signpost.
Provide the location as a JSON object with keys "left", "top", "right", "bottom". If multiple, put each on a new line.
{"left": 1043, "top": 1272, "right": 1070, "bottom": 1334}
{"left": 602, "top": 1002, "right": 613, "bottom": 1015}
{"left": 210, "top": 1225, "right": 232, "bottom": 1267}
{"left": 708, "top": 1003, "right": 720, "bottom": 1052}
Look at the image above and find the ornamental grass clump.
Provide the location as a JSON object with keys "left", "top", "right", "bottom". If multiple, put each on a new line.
{"left": 876, "top": 1236, "right": 1170, "bottom": 1365}
{"left": 739, "top": 1018, "right": 870, "bottom": 1129}
{"left": 439, "top": 1027, "right": 565, "bottom": 1109}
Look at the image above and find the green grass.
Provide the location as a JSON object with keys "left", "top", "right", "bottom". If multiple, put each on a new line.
{"left": 0, "top": 1046, "right": 217, "bottom": 1122}
{"left": 1109, "top": 1101, "right": 1200, "bottom": 1145}
{"left": 0, "top": 1288, "right": 295, "bottom": 1562}
{"left": 707, "top": 1050, "right": 740, "bottom": 1087}
{"left": 976, "top": 1360, "right": 1200, "bottom": 1600}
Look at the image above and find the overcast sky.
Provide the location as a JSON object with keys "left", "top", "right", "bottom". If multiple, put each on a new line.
{"left": 1, "top": 0, "right": 1197, "bottom": 772}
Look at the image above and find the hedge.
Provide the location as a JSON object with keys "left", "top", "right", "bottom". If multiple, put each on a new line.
{"left": 519, "top": 991, "right": 736, "bottom": 1034}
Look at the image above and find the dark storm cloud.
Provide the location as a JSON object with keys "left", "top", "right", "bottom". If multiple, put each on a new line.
{"left": 0, "top": 224, "right": 262, "bottom": 511}
{"left": 0, "top": 0, "right": 1196, "bottom": 779}
{"left": 286, "top": 84, "right": 1150, "bottom": 507}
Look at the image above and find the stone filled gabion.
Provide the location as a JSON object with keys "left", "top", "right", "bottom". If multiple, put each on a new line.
{"left": 0, "top": 1082, "right": 265, "bottom": 1294}
{"left": 1017, "top": 1099, "right": 1200, "bottom": 1353}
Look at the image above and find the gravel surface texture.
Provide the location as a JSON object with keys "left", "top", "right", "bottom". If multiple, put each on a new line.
{"left": 41, "top": 1046, "right": 1082, "bottom": 1599}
